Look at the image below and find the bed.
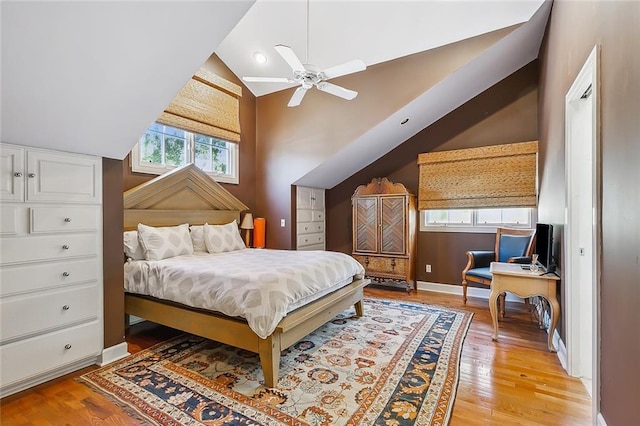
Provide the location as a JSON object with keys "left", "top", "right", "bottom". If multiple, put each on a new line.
{"left": 123, "top": 165, "right": 370, "bottom": 388}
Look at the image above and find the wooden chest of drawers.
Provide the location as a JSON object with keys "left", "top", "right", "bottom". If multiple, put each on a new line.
{"left": 351, "top": 178, "right": 417, "bottom": 292}
{"left": 352, "top": 255, "right": 408, "bottom": 280}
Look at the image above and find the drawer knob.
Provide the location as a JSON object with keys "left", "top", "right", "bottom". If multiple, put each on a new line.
{"left": 14, "top": 172, "right": 23, "bottom": 177}
{"left": 62, "top": 305, "right": 70, "bottom": 311}
{"left": 64, "top": 217, "right": 72, "bottom": 223}
{"left": 28, "top": 173, "right": 36, "bottom": 178}
{"left": 64, "top": 344, "right": 72, "bottom": 350}
{"left": 62, "top": 244, "right": 70, "bottom": 250}
{"left": 63, "top": 271, "right": 70, "bottom": 277}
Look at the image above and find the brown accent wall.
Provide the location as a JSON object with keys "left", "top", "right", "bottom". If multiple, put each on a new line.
{"left": 256, "top": 27, "right": 518, "bottom": 249}
{"left": 122, "top": 54, "right": 257, "bottom": 213}
{"left": 102, "top": 158, "right": 125, "bottom": 348}
{"left": 538, "top": 1, "right": 640, "bottom": 423}
{"left": 327, "top": 61, "right": 538, "bottom": 286}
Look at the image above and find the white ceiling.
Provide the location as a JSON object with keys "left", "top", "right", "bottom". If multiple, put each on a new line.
{"left": 1, "top": 1, "right": 255, "bottom": 159}
{"left": 217, "top": 0, "right": 546, "bottom": 97}
{"left": 0, "top": 0, "right": 547, "bottom": 180}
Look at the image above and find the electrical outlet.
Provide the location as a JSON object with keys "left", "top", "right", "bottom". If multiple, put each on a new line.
{"left": 280, "top": 219, "right": 286, "bottom": 227}
{"left": 425, "top": 264, "right": 432, "bottom": 273}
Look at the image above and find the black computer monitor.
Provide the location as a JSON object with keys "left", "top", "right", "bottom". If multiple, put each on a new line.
{"left": 535, "top": 223, "right": 555, "bottom": 273}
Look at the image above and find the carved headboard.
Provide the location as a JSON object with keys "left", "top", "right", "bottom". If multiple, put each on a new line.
{"left": 123, "top": 164, "right": 249, "bottom": 230}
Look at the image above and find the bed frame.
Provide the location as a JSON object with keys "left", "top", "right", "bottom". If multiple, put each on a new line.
{"left": 123, "top": 164, "right": 369, "bottom": 388}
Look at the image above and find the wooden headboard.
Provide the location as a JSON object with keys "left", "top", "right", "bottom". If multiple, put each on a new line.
{"left": 123, "top": 164, "right": 249, "bottom": 230}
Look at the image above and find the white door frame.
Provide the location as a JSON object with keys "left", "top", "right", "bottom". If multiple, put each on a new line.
{"left": 564, "top": 45, "right": 601, "bottom": 421}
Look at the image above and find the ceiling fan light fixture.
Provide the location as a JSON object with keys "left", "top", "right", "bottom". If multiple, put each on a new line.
{"left": 253, "top": 51, "right": 268, "bottom": 64}
{"left": 241, "top": 0, "right": 367, "bottom": 107}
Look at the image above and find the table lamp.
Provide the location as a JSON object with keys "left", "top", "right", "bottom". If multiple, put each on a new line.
{"left": 240, "top": 213, "right": 254, "bottom": 247}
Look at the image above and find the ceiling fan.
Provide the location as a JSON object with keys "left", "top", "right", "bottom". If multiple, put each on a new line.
{"left": 242, "top": 1, "right": 367, "bottom": 107}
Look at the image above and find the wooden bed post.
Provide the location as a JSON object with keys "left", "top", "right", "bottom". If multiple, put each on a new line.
{"left": 355, "top": 300, "right": 364, "bottom": 317}
{"left": 258, "top": 332, "right": 281, "bottom": 388}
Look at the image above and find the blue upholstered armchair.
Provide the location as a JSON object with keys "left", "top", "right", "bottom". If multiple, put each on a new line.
{"left": 462, "top": 227, "right": 536, "bottom": 308}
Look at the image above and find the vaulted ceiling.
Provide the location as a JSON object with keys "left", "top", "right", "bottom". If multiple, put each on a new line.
{"left": 1, "top": 0, "right": 549, "bottom": 187}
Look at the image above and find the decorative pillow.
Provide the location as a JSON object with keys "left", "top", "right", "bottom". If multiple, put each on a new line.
{"left": 123, "top": 230, "right": 145, "bottom": 260}
{"left": 204, "top": 221, "right": 246, "bottom": 253}
{"left": 137, "top": 223, "right": 194, "bottom": 261}
{"left": 189, "top": 224, "right": 208, "bottom": 252}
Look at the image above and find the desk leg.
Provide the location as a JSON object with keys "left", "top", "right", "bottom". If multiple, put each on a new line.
{"left": 547, "top": 294, "right": 560, "bottom": 352}
{"left": 489, "top": 289, "right": 500, "bottom": 342}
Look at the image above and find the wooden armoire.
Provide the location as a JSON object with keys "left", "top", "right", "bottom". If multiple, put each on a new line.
{"left": 351, "top": 177, "right": 417, "bottom": 292}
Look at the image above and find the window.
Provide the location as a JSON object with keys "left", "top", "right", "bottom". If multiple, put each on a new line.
{"left": 131, "top": 123, "right": 238, "bottom": 184}
{"left": 421, "top": 208, "right": 534, "bottom": 232}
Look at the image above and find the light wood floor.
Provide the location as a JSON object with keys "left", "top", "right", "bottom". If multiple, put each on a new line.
{"left": 0, "top": 289, "right": 592, "bottom": 425}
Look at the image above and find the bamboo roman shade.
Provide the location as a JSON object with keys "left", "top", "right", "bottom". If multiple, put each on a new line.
{"left": 417, "top": 141, "right": 538, "bottom": 209}
{"left": 157, "top": 68, "right": 242, "bottom": 143}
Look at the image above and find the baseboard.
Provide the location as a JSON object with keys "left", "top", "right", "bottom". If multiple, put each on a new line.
{"left": 98, "top": 342, "right": 130, "bottom": 366}
{"left": 553, "top": 329, "right": 568, "bottom": 372}
{"left": 416, "top": 281, "right": 523, "bottom": 302}
{"left": 596, "top": 413, "right": 607, "bottom": 426}
{"left": 0, "top": 356, "right": 98, "bottom": 398}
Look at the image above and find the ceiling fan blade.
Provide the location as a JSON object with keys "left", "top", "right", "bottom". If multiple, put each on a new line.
{"left": 288, "top": 86, "right": 308, "bottom": 107}
{"left": 242, "top": 76, "right": 293, "bottom": 83}
{"left": 321, "top": 59, "right": 367, "bottom": 80}
{"left": 316, "top": 82, "right": 358, "bottom": 100}
{"left": 275, "top": 44, "right": 306, "bottom": 73}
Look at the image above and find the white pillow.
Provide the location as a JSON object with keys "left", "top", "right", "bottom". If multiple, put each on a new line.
{"left": 123, "top": 230, "right": 145, "bottom": 260}
{"left": 137, "top": 223, "right": 194, "bottom": 261}
{"left": 189, "top": 224, "right": 208, "bottom": 252}
{"left": 204, "top": 221, "right": 246, "bottom": 253}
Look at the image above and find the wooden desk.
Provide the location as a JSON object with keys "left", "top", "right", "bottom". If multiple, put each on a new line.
{"left": 489, "top": 262, "right": 561, "bottom": 352}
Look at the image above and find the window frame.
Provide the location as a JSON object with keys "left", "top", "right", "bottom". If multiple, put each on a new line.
{"left": 131, "top": 124, "right": 239, "bottom": 184}
{"left": 420, "top": 207, "right": 536, "bottom": 233}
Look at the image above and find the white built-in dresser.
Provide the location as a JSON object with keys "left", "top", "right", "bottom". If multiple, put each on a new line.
{"left": 0, "top": 142, "right": 103, "bottom": 397}
{"left": 296, "top": 186, "right": 325, "bottom": 250}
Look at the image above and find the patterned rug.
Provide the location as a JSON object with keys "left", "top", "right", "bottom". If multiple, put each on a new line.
{"left": 80, "top": 298, "right": 472, "bottom": 425}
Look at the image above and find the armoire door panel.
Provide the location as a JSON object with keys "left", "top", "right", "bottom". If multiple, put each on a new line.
{"left": 380, "top": 197, "right": 406, "bottom": 255}
{"left": 354, "top": 198, "right": 378, "bottom": 253}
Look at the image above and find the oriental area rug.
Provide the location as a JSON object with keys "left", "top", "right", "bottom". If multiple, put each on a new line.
{"left": 79, "top": 298, "right": 472, "bottom": 426}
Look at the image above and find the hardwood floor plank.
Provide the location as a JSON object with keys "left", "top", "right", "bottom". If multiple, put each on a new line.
{"left": 0, "top": 289, "right": 592, "bottom": 425}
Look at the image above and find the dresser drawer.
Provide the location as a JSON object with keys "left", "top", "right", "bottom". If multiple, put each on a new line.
{"left": 0, "top": 321, "right": 101, "bottom": 388}
{"left": 312, "top": 210, "right": 325, "bottom": 222}
{"left": 298, "top": 221, "right": 325, "bottom": 235}
{"left": 297, "top": 232, "right": 324, "bottom": 248}
{"left": 297, "top": 209, "right": 313, "bottom": 223}
{"left": 0, "top": 234, "right": 97, "bottom": 265}
{"left": 353, "top": 255, "right": 408, "bottom": 278}
{"left": 30, "top": 206, "right": 99, "bottom": 233}
{"left": 0, "top": 259, "right": 97, "bottom": 297}
{"left": 0, "top": 206, "right": 28, "bottom": 236}
{"left": 298, "top": 243, "right": 325, "bottom": 251}
{"left": 1, "top": 284, "right": 99, "bottom": 343}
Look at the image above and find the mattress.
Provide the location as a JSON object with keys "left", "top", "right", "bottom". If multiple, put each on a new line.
{"left": 124, "top": 248, "right": 365, "bottom": 339}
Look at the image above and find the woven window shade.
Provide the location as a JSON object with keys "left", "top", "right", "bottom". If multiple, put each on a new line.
{"left": 157, "top": 68, "right": 242, "bottom": 143}
{"left": 417, "top": 141, "right": 538, "bottom": 209}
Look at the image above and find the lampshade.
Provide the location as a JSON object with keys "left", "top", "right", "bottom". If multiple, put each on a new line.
{"left": 240, "top": 213, "right": 254, "bottom": 229}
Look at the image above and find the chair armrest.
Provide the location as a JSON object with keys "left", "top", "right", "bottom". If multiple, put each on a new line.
{"left": 464, "top": 250, "right": 495, "bottom": 271}
{"left": 508, "top": 256, "right": 531, "bottom": 264}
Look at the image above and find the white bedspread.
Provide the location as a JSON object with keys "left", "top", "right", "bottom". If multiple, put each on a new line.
{"left": 124, "top": 249, "right": 365, "bottom": 339}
